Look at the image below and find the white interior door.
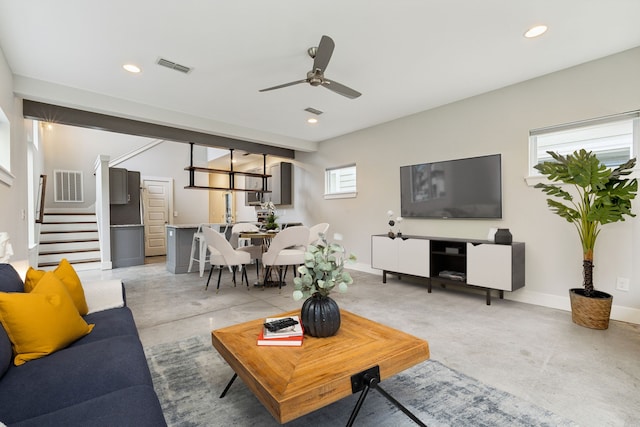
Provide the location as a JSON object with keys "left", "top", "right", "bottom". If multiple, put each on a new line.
{"left": 142, "top": 178, "right": 173, "bottom": 256}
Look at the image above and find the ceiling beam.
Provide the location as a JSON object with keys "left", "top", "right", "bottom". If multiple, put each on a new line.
{"left": 22, "top": 99, "right": 295, "bottom": 159}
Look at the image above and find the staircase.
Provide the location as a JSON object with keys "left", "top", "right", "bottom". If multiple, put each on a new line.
{"left": 38, "top": 210, "right": 102, "bottom": 271}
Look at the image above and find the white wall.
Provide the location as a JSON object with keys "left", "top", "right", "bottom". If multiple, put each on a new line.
{"left": 42, "top": 124, "right": 210, "bottom": 224}
{"left": 293, "top": 46, "right": 640, "bottom": 322}
{"left": 0, "top": 46, "right": 29, "bottom": 262}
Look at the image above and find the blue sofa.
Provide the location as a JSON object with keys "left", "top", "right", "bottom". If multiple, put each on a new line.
{"left": 0, "top": 264, "right": 166, "bottom": 426}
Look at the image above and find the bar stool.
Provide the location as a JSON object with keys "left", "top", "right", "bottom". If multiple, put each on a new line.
{"left": 188, "top": 224, "right": 219, "bottom": 277}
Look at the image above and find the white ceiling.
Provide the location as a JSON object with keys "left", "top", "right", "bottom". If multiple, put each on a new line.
{"left": 1, "top": 0, "right": 640, "bottom": 152}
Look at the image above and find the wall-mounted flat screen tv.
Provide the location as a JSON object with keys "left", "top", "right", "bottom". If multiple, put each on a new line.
{"left": 400, "top": 154, "right": 502, "bottom": 219}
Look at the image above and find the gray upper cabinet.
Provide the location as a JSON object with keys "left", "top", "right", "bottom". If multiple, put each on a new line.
{"left": 267, "top": 162, "right": 292, "bottom": 205}
{"left": 109, "top": 168, "right": 128, "bottom": 205}
{"left": 110, "top": 170, "right": 141, "bottom": 225}
{"left": 245, "top": 162, "right": 292, "bottom": 206}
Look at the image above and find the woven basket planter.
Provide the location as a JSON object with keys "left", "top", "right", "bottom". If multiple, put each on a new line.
{"left": 569, "top": 288, "right": 613, "bottom": 330}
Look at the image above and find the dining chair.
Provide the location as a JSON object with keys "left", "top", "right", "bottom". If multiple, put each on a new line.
{"left": 202, "top": 227, "right": 251, "bottom": 293}
{"left": 188, "top": 224, "right": 220, "bottom": 277}
{"left": 230, "top": 222, "right": 260, "bottom": 248}
{"left": 261, "top": 226, "right": 310, "bottom": 290}
{"left": 230, "top": 222, "right": 263, "bottom": 279}
{"left": 307, "top": 223, "right": 330, "bottom": 246}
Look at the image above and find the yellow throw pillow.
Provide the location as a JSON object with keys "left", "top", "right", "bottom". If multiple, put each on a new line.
{"left": 24, "top": 259, "right": 89, "bottom": 315}
{"left": 23, "top": 266, "right": 45, "bottom": 291}
{"left": 0, "top": 272, "right": 94, "bottom": 366}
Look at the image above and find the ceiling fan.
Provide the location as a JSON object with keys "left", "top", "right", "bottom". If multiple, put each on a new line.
{"left": 259, "top": 35, "right": 361, "bottom": 99}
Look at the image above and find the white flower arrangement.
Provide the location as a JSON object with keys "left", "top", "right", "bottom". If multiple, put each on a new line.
{"left": 260, "top": 201, "right": 276, "bottom": 213}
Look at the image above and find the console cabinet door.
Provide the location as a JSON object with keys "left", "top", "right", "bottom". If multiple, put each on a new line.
{"left": 397, "top": 238, "right": 430, "bottom": 277}
{"left": 371, "top": 236, "right": 398, "bottom": 272}
{"left": 466, "top": 243, "right": 512, "bottom": 291}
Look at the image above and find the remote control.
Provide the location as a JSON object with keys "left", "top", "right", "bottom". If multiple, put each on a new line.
{"left": 264, "top": 317, "right": 299, "bottom": 332}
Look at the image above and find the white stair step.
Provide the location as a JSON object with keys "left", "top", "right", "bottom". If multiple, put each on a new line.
{"left": 38, "top": 210, "right": 102, "bottom": 271}
{"left": 37, "top": 260, "right": 102, "bottom": 272}
{"left": 39, "top": 241, "right": 100, "bottom": 253}
{"left": 39, "top": 231, "right": 99, "bottom": 242}
{"left": 40, "top": 223, "right": 98, "bottom": 233}
{"left": 43, "top": 214, "right": 97, "bottom": 223}
{"left": 38, "top": 251, "right": 101, "bottom": 264}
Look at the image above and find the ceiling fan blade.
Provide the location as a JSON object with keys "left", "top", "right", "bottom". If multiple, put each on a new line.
{"left": 259, "top": 79, "right": 308, "bottom": 92}
{"left": 322, "top": 79, "right": 361, "bottom": 99}
{"left": 313, "top": 35, "right": 335, "bottom": 73}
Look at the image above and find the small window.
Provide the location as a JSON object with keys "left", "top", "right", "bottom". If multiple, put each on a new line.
{"left": 529, "top": 111, "right": 638, "bottom": 176}
{"left": 325, "top": 164, "right": 357, "bottom": 199}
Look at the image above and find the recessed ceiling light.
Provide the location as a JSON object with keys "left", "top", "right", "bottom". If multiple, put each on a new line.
{"left": 307, "top": 118, "right": 318, "bottom": 124}
{"left": 123, "top": 64, "right": 141, "bottom": 73}
{"left": 524, "top": 25, "right": 548, "bottom": 38}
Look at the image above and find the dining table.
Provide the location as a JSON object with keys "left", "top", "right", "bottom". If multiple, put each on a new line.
{"left": 239, "top": 230, "right": 280, "bottom": 287}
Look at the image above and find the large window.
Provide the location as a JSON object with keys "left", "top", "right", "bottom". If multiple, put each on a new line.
{"left": 325, "top": 164, "right": 357, "bottom": 199}
{"left": 529, "top": 111, "right": 639, "bottom": 177}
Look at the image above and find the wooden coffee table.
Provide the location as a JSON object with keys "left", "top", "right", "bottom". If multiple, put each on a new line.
{"left": 211, "top": 309, "right": 430, "bottom": 425}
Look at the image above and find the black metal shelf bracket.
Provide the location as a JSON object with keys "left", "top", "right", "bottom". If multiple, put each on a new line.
{"left": 185, "top": 145, "right": 272, "bottom": 192}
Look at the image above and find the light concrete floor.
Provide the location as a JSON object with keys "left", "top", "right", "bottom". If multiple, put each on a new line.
{"left": 79, "top": 258, "right": 640, "bottom": 427}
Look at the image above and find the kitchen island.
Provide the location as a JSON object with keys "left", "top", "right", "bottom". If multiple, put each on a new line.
{"left": 166, "top": 224, "right": 232, "bottom": 274}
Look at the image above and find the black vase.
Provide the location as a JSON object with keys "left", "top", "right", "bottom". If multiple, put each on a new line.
{"left": 494, "top": 228, "right": 512, "bottom": 245}
{"left": 300, "top": 294, "right": 341, "bottom": 338}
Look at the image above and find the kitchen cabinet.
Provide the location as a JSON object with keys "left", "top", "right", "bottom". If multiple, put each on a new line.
{"left": 109, "top": 168, "right": 128, "bottom": 205}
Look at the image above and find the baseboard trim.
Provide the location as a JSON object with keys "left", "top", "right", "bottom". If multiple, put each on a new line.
{"left": 353, "top": 264, "right": 640, "bottom": 325}
{"left": 347, "top": 262, "right": 379, "bottom": 275}
{"left": 504, "top": 289, "right": 640, "bottom": 325}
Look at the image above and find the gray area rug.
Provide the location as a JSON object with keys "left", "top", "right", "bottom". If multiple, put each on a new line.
{"left": 145, "top": 335, "right": 577, "bottom": 427}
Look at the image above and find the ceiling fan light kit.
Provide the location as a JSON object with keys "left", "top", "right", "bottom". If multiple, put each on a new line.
{"left": 259, "top": 35, "right": 361, "bottom": 99}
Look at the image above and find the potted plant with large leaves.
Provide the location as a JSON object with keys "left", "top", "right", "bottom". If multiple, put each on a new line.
{"left": 534, "top": 149, "right": 637, "bottom": 329}
{"left": 293, "top": 234, "right": 355, "bottom": 337}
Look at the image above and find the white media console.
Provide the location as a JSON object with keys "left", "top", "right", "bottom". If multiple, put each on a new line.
{"left": 371, "top": 234, "right": 525, "bottom": 305}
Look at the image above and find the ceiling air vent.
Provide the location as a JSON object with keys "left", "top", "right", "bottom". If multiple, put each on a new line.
{"left": 304, "top": 107, "right": 324, "bottom": 115}
{"left": 156, "top": 57, "right": 192, "bottom": 74}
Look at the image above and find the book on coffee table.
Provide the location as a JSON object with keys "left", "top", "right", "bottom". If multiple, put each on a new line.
{"left": 262, "top": 316, "right": 303, "bottom": 339}
{"left": 258, "top": 316, "right": 304, "bottom": 346}
{"left": 257, "top": 329, "right": 303, "bottom": 346}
